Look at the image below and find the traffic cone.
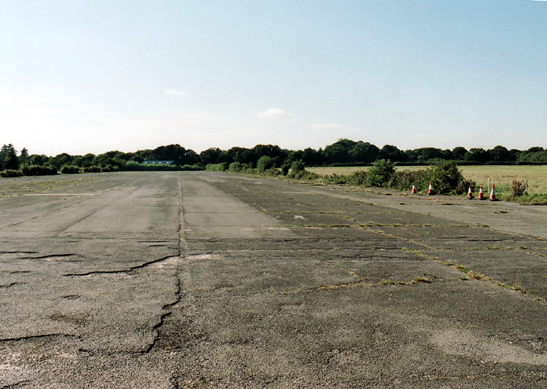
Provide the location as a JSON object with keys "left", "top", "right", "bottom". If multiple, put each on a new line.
{"left": 428, "top": 182, "right": 433, "bottom": 195}
{"left": 490, "top": 184, "right": 496, "bottom": 201}
{"left": 411, "top": 185, "right": 416, "bottom": 194}
{"left": 467, "top": 186, "right": 473, "bottom": 199}
{"left": 478, "top": 185, "right": 485, "bottom": 200}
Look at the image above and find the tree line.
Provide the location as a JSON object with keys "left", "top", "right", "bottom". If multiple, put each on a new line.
{"left": 1, "top": 140, "right": 547, "bottom": 176}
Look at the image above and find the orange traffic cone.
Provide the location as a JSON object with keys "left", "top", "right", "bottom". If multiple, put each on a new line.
{"left": 467, "top": 186, "right": 473, "bottom": 199}
{"left": 428, "top": 182, "right": 433, "bottom": 195}
{"left": 490, "top": 184, "right": 497, "bottom": 201}
{"left": 478, "top": 185, "right": 485, "bottom": 200}
{"left": 411, "top": 185, "right": 416, "bottom": 194}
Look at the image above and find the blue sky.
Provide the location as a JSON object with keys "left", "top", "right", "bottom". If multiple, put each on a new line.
{"left": 1, "top": 0, "right": 546, "bottom": 156}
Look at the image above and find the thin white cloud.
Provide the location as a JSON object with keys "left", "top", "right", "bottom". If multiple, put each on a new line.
{"left": 165, "top": 89, "right": 186, "bottom": 97}
{"left": 311, "top": 123, "right": 345, "bottom": 130}
{"left": 257, "top": 108, "right": 293, "bottom": 118}
{"left": 0, "top": 94, "right": 60, "bottom": 106}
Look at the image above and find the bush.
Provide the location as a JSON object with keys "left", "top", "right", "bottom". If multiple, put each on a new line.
{"left": 60, "top": 165, "right": 81, "bottom": 174}
{"left": 324, "top": 170, "right": 368, "bottom": 186}
{"left": 280, "top": 164, "right": 290, "bottom": 176}
{"left": 82, "top": 166, "right": 102, "bottom": 173}
{"left": 124, "top": 161, "right": 141, "bottom": 171}
{"left": 0, "top": 169, "right": 24, "bottom": 178}
{"left": 228, "top": 162, "right": 242, "bottom": 172}
{"left": 389, "top": 170, "right": 425, "bottom": 191}
{"left": 290, "top": 160, "right": 305, "bottom": 173}
{"left": 206, "top": 163, "right": 228, "bottom": 172}
{"left": 257, "top": 156, "right": 274, "bottom": 173}
{"left": 366, "top": 159, "right": 395, "bottom": 187}
{"left": 511, "top": 180, "right": 527, "bottom": 198}
{"left": 180, "top": 164, "right": 202, "bottom": 171}
{"left": 263, "top": 168, "right": 282, "bottom": 177}
{"left": 287, "top": 169, "right": 320, "bottom": 180}
{"left": 22, "top": 165, "right": 58, "bottom": 176}
{"left": 422, "top": 160, "right": 471, "bottom": 194}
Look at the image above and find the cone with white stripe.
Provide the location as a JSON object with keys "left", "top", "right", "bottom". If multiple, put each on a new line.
{"left": 428, "top": 182, "right": 433, "bottom": 195}
{"left": 411, "top": 185, "right": 416, "bottom": 194}
{"left": 478, "top": 185, "right": 485, "bottom": 200}
{"left": 467, "top": 186, "right": 473, "bottom": 199}
{"left": 490, "top": 184, "right": 497, "bottom": 201}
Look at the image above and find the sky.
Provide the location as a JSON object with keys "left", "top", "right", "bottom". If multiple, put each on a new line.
{"left": 1, "top": 0, "right": 547, "bottom": 156}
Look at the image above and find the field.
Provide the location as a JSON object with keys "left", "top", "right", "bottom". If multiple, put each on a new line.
{"left": 308, "top": 165, "right": 547, "bottom": 194}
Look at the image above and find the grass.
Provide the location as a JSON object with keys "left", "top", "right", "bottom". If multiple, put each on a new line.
{"left": 308, "top": 165, "right": 547, "bottom": 204}
{"left": 0, "top": 175, "right": 102, "bottom": 198}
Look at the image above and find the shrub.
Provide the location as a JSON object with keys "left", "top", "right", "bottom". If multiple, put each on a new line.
{"left": 228, "top": 162, "right": 242, "bottom": 172}
{"left": 324, "top": 170, "right": 368, "bottom": 186}
{"left": 366, "top": 159, "right": 395, "bottom": 187}
{"left": 206, "top": 163, "right": 228, "bottom": 172}
{"left": 0, "top": 169, "right": 24, "bottom": 178}
{"left": 263, "top": 168, "right": 282, "bottom": 177}
{"left": 422, "top": 160, "right": 471, "bottom": 194}
{"left": 180, "top": 164, "right": 201, "bottom": 171}
{"left": 288, "top": 169, "right": 320, "bottom": 180}
{"left": 60, "top": 165, "right": 81, "bottom": 174}
{"left": 389, "top": 170, "right": 425, "bottom": 191}
{"left": 82, "top": 166, "right": 102, "bottom": 173}
{"left": 511, "top": 180, "right": 527, "bottom": 197}
{"left": 280, "top": 164, "right": 290, "bottom": 176}
{"left": 257, "top": 155, "right": 274, "bottom": 173}
{"left": 290, "top": 160, "right": 305, "bottom": 173}
{"left": 124, "top": 161, "right": 141, "bottom": 171}
{"left": 22, "top": 165, "right": 58, "bottom": 176}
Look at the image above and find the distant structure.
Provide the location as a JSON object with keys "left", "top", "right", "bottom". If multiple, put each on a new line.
{"left": 141, "top": 160, "right": 174, "bottom": 165}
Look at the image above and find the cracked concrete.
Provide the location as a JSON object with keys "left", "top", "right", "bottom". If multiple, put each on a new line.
{"left": 1, "top": 171, "right": 546, "bottom": 387}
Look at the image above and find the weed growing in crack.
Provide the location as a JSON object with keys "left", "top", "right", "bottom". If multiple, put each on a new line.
{"left": 455, "top": 265, "right": 470, "bottom": 273}
{"left": 411, "top": 277, "right": 432, "bottom": 284}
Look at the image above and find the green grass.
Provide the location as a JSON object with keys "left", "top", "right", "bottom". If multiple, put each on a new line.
{"left": 308, "top": 165, "right": 547, "bottom": 204}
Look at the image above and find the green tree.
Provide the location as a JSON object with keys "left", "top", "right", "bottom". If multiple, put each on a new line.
{"left": 1, "top": 144, "right": 19, "bottom": 170}
{"left": 488, "top": 145, "right": 510, "bottom": 162}
{"left": 379, "top": 145, "right": 408, "bottom": 162}
{"left": 464, "top": 148, "right": 489, "bottom": 163}
{"left": 366, "top": 159, "right": 395, "bottom": 187}
{"left": 349, "top": 142, "right": 379, "bottom": 163}
{"left": 3, "top": 148, "right": 19, "bottom": 170}
{"left": 451, "top": 147, "right": 468, "bottom": 160}
{"left": 256, "top": 155, "right": 274, "bottom": 173}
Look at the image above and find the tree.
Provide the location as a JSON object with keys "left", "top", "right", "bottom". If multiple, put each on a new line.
{"left": 464, "top": 148, "right": 489, "bottom": 163}
{"left": 3, "top": 149, "right": 19, "bottom": 170}
{"left": 302, "top": 148, "right": 322, "bottom": 165}
{"left": 1, "top": 144, "right": 18, "bottom": 170}
{"left": 348, "top": 142, "right": 379, "bottom": 163}
{"left": 199, "top": 148, "right": 222, "bottom": 165}
{"left": 257, "top": 155, "right": 274, "bottom": 173}
{"left": 379, "top": 145, "right": 408, "bottom": 162}
{"left": 488, "top": 145, "right": 510, "bottom": 162}
{"left": 20, "top": 148, "right": 29, "bottom": 164}
{"left": 451, "top": 147, "right": 468, "bottom": 160}
{"left": 323, "top": 142, "right": 350, "bottom": 164}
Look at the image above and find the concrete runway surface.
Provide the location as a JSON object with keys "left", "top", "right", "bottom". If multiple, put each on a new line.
{"left": 1, "top": 171, "right": 546, "bottom": 387}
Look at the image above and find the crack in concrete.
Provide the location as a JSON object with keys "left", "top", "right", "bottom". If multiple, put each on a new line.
{"left": 1, "top": 380, "right": 33, "bottom": 389}
{"left": 17, "top": 253, "right": 80, "bottom": 261}
{"left": 0, "top": 282, "right": 26, "bottom": 289}
{"left": 61, "top": 255, "right": 179, "bottom": 277}
{"left": 143, "top": 177, "right": 190, "bottom": 354}
{"left": 0, "top": 251, "right": 38, "bottom": 255}
{"left": 144, "top": 274, "right": 183, "bottom": 354}
{"left": 0, "top": 334, "right": 79, "bottom": 343}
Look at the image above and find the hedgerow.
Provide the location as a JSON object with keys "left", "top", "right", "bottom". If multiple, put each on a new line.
{"left": 60, "top": 165, "right": 81, "bottom": 174}
{"left": 22, "top": 165, "right": 58, "bottom": 176}
{"left": 0, "top": 169, "right": 24, "bottom": 178}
